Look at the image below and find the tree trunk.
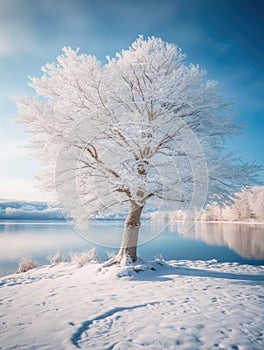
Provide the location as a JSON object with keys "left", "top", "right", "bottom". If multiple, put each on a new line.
{"left": 117, "top": 201, "right": 143, "bottom": 263}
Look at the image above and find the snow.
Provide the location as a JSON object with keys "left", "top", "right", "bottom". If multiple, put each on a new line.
{"left": 0, "top": 259, "right": 263, "bottom": 349}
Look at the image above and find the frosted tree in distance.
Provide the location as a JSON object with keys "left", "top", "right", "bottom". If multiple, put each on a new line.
{"left": 15, "top": 36, "right": 261, "bottom": 264}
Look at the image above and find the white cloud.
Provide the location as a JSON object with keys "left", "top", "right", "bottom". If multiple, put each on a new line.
{"left": 0, "top": 0, "right": 91, "bottom": 57}
{"left": 0, "top": 136, "right": 29, "bottom": 158}
{"left": 0, "top": 0, "right": 39, "bottom": 57}
{"left": 0, "top": 177, "right": 55, "bottom": 201}
{"left": 0, "top": 20, "right": 38, "bottom": 57}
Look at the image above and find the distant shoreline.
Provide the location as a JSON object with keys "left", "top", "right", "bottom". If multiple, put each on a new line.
{"left": 150, "top": 219, "right": 264, "bottom": 225}
{"left": 0, "top": 218, "right": 264, "bottom": 225}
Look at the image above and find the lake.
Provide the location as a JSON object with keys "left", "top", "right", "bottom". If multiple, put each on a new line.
{"left": 0, "top": 220, "right": 263, "bottom": 277}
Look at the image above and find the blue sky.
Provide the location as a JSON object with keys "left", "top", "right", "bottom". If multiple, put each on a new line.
{"left": 0, "top": 0, "right": 263, "bottom": 200}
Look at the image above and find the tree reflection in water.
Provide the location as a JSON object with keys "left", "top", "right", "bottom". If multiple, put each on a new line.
{"left": 172, "top": 222, "right": 264, "bottom": 259}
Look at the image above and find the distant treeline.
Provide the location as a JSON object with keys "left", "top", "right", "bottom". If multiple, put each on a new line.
{"left": 150, "top": 186, "right": 264, "bottom": 222}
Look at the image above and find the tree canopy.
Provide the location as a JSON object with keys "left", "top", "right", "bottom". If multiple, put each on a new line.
{"left": 15, "top": 36, "right": 261, "bottom": 261}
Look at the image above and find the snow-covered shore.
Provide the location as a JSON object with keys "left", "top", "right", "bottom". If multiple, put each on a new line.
{"left": 0, "top": 259, "right": 263, "bottom": 350}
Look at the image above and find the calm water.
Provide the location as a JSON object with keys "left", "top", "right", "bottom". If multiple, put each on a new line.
{"left": 0, "top": 220, "right": 264, "bottom": 277}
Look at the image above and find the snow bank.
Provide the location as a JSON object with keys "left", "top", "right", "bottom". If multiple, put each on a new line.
{"left": 0, "top": 259, "right": 263, "bottom": 349}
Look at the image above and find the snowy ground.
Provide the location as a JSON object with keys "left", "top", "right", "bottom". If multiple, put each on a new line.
{"left": 0, "top": 259, "right": 263, "bottom": 350}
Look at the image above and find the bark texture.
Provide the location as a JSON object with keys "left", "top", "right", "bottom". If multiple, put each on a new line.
{"left": 117, "top": 201, "right": 143, "bottom": 262}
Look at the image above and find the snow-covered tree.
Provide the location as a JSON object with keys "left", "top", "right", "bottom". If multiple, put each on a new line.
{"left": 15, "top": 36, "right": 261, "bottom": 264}
{"left": 250, "top": 187, "right": 264, "bottom": 221}
{"left": 157, "top": 186, "right": 264, "bottom": 223}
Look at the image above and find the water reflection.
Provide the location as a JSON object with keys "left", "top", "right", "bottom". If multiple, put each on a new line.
{"left": 0, "top": 220, "right": 264, "bottom": 277}
{"left": 75, "top": 219, "right": 170, "bottom": 248}
{"left": 170, "top": 222, "right": 264, "bottom": 259}
{"left": 0, "top": 221, "right": 90, "bottom": 259}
